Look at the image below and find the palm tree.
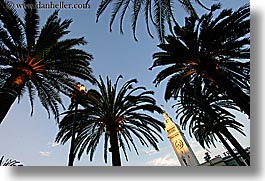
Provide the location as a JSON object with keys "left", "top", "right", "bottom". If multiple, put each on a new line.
{"left": 0, "top": 0, "right": 95, "bottom": 124}
{"left": 175, "top": 81, "right": 250, "bottom": 165}
{"left": 95, "top": 0, "right": 211, "bottom": 42}
{"left": 150, "top": 4, "right": 250, "bottom": 117}
{"left": 56, "top": 75, "right": 165, "bottom": 166}
{"left": 0, "top": 156, "right": 23, "bottom": 166}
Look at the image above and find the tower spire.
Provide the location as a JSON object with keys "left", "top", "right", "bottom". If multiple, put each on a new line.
{"left": 161, "top": 104, "right": 172, "bottom": 124}
{"left": 162, "top": 106, "right": 199, "bottom": 166}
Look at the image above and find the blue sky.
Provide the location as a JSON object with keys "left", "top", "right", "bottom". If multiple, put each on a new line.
{"left": 0, "top": 0, "right": 250, "bottom": 166}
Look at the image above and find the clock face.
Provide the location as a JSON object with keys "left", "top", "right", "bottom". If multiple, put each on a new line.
{"left": 175, "top": 139, "right": 184, "bottom": 149}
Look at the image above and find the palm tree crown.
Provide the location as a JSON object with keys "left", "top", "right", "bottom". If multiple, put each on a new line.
{"left": 175, "top": 82, "right": 244, "bottom": 148}
{"left": 175, "top": 81, "right": 249, "bottom": 165}
{"left": 56, "top": 75, "right": 165, "bottom": 166}
{"left": 150, "top": 4, "right": 250, "bottom": 116}
{"left": 0, "top": 0, "right": 94, "bottom": 123}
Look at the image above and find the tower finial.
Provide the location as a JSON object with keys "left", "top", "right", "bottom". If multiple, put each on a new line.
{"left": 160, "top": 104, "right": 165, "bottom": 113}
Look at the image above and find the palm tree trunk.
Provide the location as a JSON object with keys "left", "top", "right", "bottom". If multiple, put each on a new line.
{"left": 210, "top": 71, "right": 250, "bottom": 117}
{"left": 109, "top": 131, "right": 121, "bottom": 166}
{"left": 215, "top": 131, "right": 246, "bottom": 166}
{"left": 68, "top": 101, "right": 78, "bottom": 166}
{"left": 0, "top": 73, "right": 27, "bottom": 124}
{"left": 0, "top": 88, "right": 18, "bottom": 124}
{"left": 221, "top": 127, "right": 250, "bottom": 165}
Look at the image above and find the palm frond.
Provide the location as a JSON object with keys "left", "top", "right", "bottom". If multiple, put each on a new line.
{"left": 34, "top": 10, "right": 72, "bottom": 55}
{"left": 95, "top": 0, "right": 210, "bottom": 42}
{"left": 23, "top": 0, "right": 39, "bottom": 51}
{"left": 0, "top": 0, "right": 24, "bottom": 48}
{"left": 0, "top": 156, "right": 23, "bottom": 166}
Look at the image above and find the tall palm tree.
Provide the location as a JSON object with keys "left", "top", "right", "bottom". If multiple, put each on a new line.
{"left": 0, "top": 156, "right": 23, "bottom": 166}
{"left": 56, "top": 75, "right": 165, "bottom": 166}
{"left": 0, "top": 0, "right": 95, "bottom": 124}
{"left": 150, "top": 4, "right": 250, "bottom": 116}
{"left": 95, "top": 0, "right": 211, "bottom": 42}
{"left": 175, "top": 81, "right": 250, "bottom": 165}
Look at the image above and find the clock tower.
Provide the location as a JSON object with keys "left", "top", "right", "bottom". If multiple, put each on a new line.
{"left": 162, "top": 106, "right": 199, "bottom": 166}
